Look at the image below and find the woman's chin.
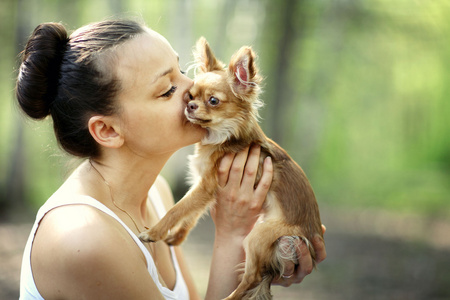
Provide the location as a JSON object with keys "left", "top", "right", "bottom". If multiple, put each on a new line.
{"left": 185, "top": 122, "right": 207, "bottom": 143}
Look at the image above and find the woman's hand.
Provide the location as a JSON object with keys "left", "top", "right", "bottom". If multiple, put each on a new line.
{"left": 272, "top": 225, "right": 327, "bottom": 287}
{"left": 206, "top": 145, "right": 273, "bottom": 300}
{"left": 210, "top": 145, "right": 273, "bottom": 239}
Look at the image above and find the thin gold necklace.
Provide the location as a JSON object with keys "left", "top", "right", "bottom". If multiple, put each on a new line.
{"left": 89, "top": 159, "right": 149, "bottom": 233}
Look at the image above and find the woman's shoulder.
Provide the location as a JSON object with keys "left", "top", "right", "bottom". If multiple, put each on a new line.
{"left": 31, "top": 202, "right": 162, "bottom": 299}
{"left": 35, "top": 191, "right": 128, "bottom": 244}
{"left": 34, "top": 203, "right": 142, "bottom": 266}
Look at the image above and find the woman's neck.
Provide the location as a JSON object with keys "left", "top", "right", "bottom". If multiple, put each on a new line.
{"left": 67, "top": 150, "right": 172, "bottom": 225}
{"left": 96, "top": 154, "right": 169, "bottom": 203}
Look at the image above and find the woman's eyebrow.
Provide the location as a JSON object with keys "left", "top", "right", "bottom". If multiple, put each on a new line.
{"left": 152, "top": 67, "right": 173, "bottom": 84}
{"left": 151, "top": 56, "right": 180, "bottom": 84}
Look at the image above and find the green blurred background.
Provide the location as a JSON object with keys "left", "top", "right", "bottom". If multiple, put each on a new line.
{"left": 1, "top": 0, "right": 449, "bottom": 299}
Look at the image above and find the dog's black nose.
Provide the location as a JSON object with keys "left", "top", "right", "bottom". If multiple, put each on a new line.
{"left": 187, "top": 102, "right": 198, "bottom": 112}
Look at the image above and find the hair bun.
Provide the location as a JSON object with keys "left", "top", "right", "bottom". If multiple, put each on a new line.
{"left": 16, "top": 22, "right": 69, "bottom": 119}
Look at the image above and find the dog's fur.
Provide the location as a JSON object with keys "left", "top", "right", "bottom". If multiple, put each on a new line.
{"left": 140, "top": 38, "right": 323, "bottom": 300}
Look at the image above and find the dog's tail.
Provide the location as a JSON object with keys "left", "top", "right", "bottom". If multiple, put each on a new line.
{"left": 241, "top": 274, "right": 273, "bottom": 300}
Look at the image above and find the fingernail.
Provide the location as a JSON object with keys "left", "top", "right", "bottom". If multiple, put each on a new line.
{"left": 265, "top": 156, "right": 272, "bottom": 165}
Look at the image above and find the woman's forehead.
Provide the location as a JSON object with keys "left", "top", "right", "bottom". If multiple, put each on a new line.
{"left": 113, "top": 31, "right": 178, "bottom": 90}
{"left": 117, "top": 32, "right": 174, "bottom": 67}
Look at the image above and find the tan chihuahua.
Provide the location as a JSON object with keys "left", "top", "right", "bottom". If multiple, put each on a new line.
{"left": 140, "top": 37, "right": 323, "bottom": 300}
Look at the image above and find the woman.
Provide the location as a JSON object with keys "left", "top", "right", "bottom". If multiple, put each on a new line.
{"left": 16, "top": 19, "right": 326, "bottom": 299}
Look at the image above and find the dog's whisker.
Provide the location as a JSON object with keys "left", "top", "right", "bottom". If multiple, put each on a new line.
{"left": 184, "top": 61, "right": 200, "bottom": 76}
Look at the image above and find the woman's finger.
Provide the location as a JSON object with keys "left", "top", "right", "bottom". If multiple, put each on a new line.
{"left": 227, "top": 146, "right": 250, "bottom": 186}
{"left": 312, "top": 230, "right": 327, "bottom": 263}
{"left": 293, "top": 239, "right": 314, "bottom": 282}
{"left": 272, "top": 236, "right": 299, "bottom": 287}
{"left": 253, "top": 156, "right": 273, "bottom": 200}
{"left": 240, "top": 145, "right": 261, "bottom": 191}
{"left": 274, "top": 260, "right": 296, "bottom": 287}
{"left": 217, "top": 152, "right": 236, "bottom": 187}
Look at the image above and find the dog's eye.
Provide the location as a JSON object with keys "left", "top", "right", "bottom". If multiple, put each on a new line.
{"left": 209, "top": 96, "right": 220, "bottom": 106}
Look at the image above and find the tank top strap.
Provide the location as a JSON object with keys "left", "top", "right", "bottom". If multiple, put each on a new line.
{"left": 21, "top": 185, "right": 189, "bottom": 300}
{"left": 148, "top": 184, "right": 167, "bottom": 219}
{"left": 37, "top": 195, "right": 159, "bottom": 277}
{"left": 147, "top": 181, "right": 190, "bottom": 299}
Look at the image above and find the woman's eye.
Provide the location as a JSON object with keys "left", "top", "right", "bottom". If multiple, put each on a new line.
{"left": 161, "top": 86, "right": 177, "bottom": 97}
{"left": 209, "top": 96, "right": 220, "bottom": 106}
{"left": 180, "top": 70, "right": 186, "bottom": 75}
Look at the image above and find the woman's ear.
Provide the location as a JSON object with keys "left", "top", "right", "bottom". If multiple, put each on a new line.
{"left": 88, "top": 116, "right": 124, "bottom": 149}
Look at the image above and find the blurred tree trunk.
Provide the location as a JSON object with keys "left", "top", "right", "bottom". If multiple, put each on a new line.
{"left": 261, "top": 0, "right": 306, "bottom": 145}
{"left": 213, "top": 0, "right": 237, "bottom": 58}
{"left": 171, "top": 0, "right": 193, "bottom": 63}
{"left": 2, "top": 0, "right": 30, "bottom": 220}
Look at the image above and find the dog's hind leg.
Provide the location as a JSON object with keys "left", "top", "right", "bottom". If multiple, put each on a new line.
{"left": 225, "top": 220, "right": 298, "bottom": 300}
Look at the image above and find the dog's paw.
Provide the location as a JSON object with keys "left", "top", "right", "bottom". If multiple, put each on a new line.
{"left": 164, "top": 228, "right": 188, "bottom": 246}
{"left": 138, "top": 231, "right": 155, "bottom": 243}
{"left": 139, "top": 229, "right": 165, "bottom": 243}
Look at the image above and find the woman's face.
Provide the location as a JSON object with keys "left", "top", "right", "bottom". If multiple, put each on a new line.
{"left": 113, "top": 29, "right": 206, "bottom": 157}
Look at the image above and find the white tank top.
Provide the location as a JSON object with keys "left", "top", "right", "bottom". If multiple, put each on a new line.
{"left": 19, "top": 183, "right": 190, "bottom": 299}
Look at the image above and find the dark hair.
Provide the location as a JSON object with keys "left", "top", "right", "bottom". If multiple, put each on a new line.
{"left": 16, "top": 20, "right": 146, "bottom": 157}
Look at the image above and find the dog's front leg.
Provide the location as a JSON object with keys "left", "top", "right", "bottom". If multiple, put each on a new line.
{"left": 139, "top": 181, "right": 214, "bottom": 245}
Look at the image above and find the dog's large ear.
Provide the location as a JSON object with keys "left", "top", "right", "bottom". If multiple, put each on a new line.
{"left": 194, "top": 37, "right": 225, "bottom": 73}
{"left": 227, "top": 46, "right": 262, "bottom": 100}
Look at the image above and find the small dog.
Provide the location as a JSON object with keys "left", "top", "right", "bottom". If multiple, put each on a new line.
{"left": 140, "top": 37, "right": 323, "bottom": 299}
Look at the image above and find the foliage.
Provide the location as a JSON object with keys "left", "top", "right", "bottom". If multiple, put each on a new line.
{"left": 1, "top": 0, "right": 449, "bottom": 218}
